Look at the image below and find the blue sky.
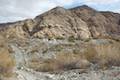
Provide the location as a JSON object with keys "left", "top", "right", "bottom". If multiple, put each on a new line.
{"left": 0, "top": 0, "right": 120, "bottom": 23}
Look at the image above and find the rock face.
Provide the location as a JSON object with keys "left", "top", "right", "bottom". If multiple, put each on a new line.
{"left": 33, "top": 6, "right": 91, "bottom": 39}
{"left": 0, "top": 5, "right": 120, "bottom": 40}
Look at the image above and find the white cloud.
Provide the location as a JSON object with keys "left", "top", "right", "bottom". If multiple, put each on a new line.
{"left": 0, "top": 0, "right": 74, "bottom": 23}
{"left": 113, "top": 9, "right": 120, "bottom": 13}
{"left": 0, "top": 16, "right": 25, "bottom": 23}
{"left": 0, "top": 0, "right": 120, "bottom": 23}
{"left": 52, "top": 0, "right": 74, "bottom": 6}
{"left": 84, "top": 0, "right": 120, "bottom": 4}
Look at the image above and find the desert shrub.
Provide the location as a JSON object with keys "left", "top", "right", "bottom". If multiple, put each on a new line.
{"left": 56, "top": 53, "right": 80, "bottom": 70}
{"left": 94, "top": 42, "right": 120, "bottom": 67}
{"left": 28, "top": 58, "right": 59, "bottom": 72}
{"left": 0, "top": 50, "right": 15, "bottom": 77}
{"left": 82, "top": 38, "right": 91, "bottom": 42}
{"left": 49, "top": 45, "right": 63, "bottom": 52}
{"left": 55, "top": 52, "right": 91, "bottom": 70}
{"left": 28, "top": 52, "right": 90, "bottom": 72}
{"left": 68, "top": 36, "right": 75, "bottom": 42}
{"left": 55, "top": 36, "right": 64, "bottom": 40}
{"left": 0, "top": 35, "right": 15, "bottom": 77}
{"left": 82, "top": 42, "right": 120, "bottom": 69}
{"left": 37, "top": 59, "right": 60, "bottom": 72}
{"left": 84, "top": 45, "right": 97, "bottom": 62}
{"left": 55, "top": 52, "right": 90, "bottom": 70}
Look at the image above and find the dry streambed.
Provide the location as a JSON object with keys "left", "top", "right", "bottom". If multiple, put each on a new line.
{"left": 8, "top": 66, "right": 120, "bottom": 80}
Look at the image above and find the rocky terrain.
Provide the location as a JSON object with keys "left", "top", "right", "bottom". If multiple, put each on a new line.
{"left": 0, "top": 5, "right": 120, "bottom": 80}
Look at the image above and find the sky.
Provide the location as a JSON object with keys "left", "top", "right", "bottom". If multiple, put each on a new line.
{"left": 0, "top": 0, "right": 120, "bottom": 23}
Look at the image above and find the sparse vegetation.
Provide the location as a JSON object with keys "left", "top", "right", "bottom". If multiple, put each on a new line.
{"left": 94, "top": 42, "right": 120, "bottom": 68}
{"left": 28, "top": 41, "right": 120, "bottom": 72}
{"left": 28, "top": 52, "right": 90, "bottom": 72}
{"left": 0, "top": 35, "right": 15, "bottom": 78}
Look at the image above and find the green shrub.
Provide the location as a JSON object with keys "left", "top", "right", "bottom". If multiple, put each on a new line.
{"left": 55, "top": 36, "right": 64, "bottom": 40}
{"left": 68, "top": 36, "right": 75, "bottom": 42}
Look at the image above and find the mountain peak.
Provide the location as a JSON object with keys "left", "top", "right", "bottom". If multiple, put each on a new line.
{"left": 52, "top": 6, "right": 66, "bottom": 11}
{"left": 79, "top": 5, "right": 90, "bottom": 8}
{"left": 70, "top": 5, "right": 96, "bottom": 11}
{"left": 53, "top": 6, "right": 65, "bottom": 10}
{"left": 50, "top": 6, "right": 67, "bottom": 14}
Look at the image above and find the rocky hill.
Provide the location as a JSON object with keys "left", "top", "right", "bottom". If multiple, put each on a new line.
{"left": 0, "top": 5, "right": 120, "bottom": 80}
{"left": 0, "top": 5, "right": 120, "bottom": 40}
